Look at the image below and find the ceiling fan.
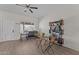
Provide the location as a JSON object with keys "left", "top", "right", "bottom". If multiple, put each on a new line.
{"left": 16, "top": 4, "right": 38, "bottom": 13}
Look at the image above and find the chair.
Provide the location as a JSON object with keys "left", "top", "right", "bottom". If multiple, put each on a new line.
{"left": 37, "top": 32, "right": 44, "bottom": 48}
{"left": 43, "top": 35, "right": 57, "bottom": 54}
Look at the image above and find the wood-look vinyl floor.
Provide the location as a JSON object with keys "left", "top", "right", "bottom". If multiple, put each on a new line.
{"left": 0, "top": 39, "right": 79, "bottom": 55}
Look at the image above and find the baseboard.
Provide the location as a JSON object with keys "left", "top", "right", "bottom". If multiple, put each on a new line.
{"left": 63, "top": 44, "right": 79, "bottom": 52}
{"left": 0, "top": 39, "right": 19, "bottom": 43}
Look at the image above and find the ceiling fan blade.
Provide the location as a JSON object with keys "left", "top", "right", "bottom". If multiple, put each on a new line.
{"left": 30, "top": 7, "right": 38, "bottom": 9}
{"left": 29, "top": 9, "right": 33, "bottom": 13}
{"left": 16, "top": 4, "right": 25, "bottom": 7}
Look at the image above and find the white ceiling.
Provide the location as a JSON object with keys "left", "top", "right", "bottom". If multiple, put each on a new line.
{"left": 0, "top": 4, "right": 79, "bottom": 19}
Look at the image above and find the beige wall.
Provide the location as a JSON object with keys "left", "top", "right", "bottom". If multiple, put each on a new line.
{"left": 39, "top": 15, "right": 79, "bottom": 51}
